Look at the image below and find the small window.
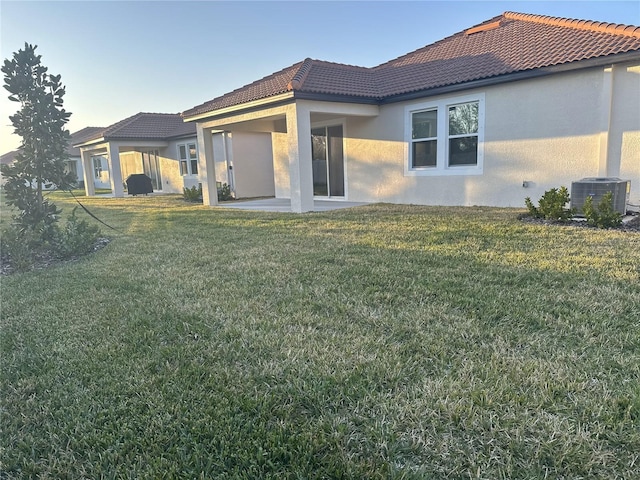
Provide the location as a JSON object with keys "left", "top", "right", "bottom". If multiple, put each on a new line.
{"left": 65, "top": 160, "right": 78, "bottom": 177}
{"left": 188, "top": 143, "right": 198, "bottom": 175}
{"left": 448, "top": 102, "right": 478, "bottom": 167}
{"left": 411, "top": 109, "right": 437, "bottom": 168}
{"left": 92, "top": 157, "right": 103, "bottom": 178}
{"left": 178, "top": 143, "right": 198, "bottom": 175}
{"left": 178, "top": 144, "right": 189, "bottom": 175}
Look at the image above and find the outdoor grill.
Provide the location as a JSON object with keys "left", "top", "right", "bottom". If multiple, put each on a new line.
{"left": 126, "top": 174, "right": 153, "bottom": 196}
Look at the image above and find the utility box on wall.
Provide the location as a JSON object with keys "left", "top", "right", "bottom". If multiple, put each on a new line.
{"left": 571, "top": 177, "right": 630, "bottom": 215}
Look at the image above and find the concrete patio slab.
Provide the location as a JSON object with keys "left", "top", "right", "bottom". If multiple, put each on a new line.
{"left": 216, "top": 198, "right": 369, "bottom": 213}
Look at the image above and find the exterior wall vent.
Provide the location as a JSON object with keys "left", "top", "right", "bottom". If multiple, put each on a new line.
{"left": 571, "top": 177, "right": 630, "bottom": 215}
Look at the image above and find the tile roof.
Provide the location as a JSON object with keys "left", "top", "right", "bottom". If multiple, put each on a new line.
{"left": 77, "top": 112, "right": 197, "bottom": 145}
{"left": 182, "top": 11, "right": 640, "bottom": 118}
{"left": 67, "top": 127, "right": 104, "bottom": 156}
{"left": 0, "top": 150, "right": 19, "bottom": 165}
{"left": 1, "top": 127, "right": 105, "bottom": 163}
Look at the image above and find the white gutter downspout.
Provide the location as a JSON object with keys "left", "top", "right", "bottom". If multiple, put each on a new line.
{"left": 222, "top": 131, "right": 235, "bottom": 194}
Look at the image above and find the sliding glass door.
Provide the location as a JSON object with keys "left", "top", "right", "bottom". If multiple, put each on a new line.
{"left": 142, "top": 150, "right": 162, "bottom": 191}
{"left": 311, "top": 125, "right": 344, "bottom": 197}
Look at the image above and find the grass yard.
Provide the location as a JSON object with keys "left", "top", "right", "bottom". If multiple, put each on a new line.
{"left": 1, "top": 193, "right": 639, "bottom": 479}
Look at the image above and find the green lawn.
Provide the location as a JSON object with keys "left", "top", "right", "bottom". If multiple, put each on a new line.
{"left": 1, "top": 194, "right": 639, "bottom": 479}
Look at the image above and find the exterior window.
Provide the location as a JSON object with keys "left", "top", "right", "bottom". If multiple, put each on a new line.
{"left": 178, "top": 143, "right": 198, "bottom": 175}
{"left": 65, "top": 160, "right": 78, "bottom": 177}
{"left": 93, "top": 157, "right": 103, "bottom": 178}
{"left": 448, "top": 102, "right": 478, "bottom": 166}
{"left": 179, "top": 145, "right": 188, "bottom": 175}
{"left": 188, "top": 143, "right": 198, "bottom": 175}
{"left": 411, "top": 109, "right": 437, "bottom": 168}
{"left": 406, "top": 94, "right": 484, "bottom": 176}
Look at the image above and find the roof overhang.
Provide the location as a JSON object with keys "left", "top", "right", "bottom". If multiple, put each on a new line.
{"left": 74, "top": 137, "right": 106, "bottom": 149}
{"left": 182, "top": 92, "right": 295, "bottom": 123}
{"left": 184, "top": 49, "right": 640, "bottom": 124}
{"left": 381, "top": 50, "right": 640, "bottom": 105}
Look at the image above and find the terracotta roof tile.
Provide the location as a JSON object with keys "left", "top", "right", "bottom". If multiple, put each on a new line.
{"left": 185, "top": 62, "right": 303, "bottom": 118}
{"left": 67, "top": 127, "right": 104, "bottom": 155}
{"left": 0, "top": 150, "right": 19, "bottom": 165}
{"left": 183, "top": 11, "right": 640, "bottom": 118}
{"left": 2, "top": 127, "right": 106, "bottom": 163}
{"left": 78, "top": 113, "right": 196, "bottom": 145}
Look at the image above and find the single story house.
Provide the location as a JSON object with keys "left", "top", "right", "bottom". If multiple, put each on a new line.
{"left": 74, "top": 112, "right": 273, "bottom": 198}
{"left": 182, "top": 11, "right": 640, "bottom": 213}
{"left": 74, "top": 112, "right": 199, "bottom": 196}
{"left": 66, "top": 127, "right": 105, "bottom": 187}
{"left": 0, "top": 127, "right": 103, "bottom": 188}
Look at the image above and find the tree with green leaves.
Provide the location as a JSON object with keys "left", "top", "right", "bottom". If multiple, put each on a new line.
{"left": 1, "top": 43, "right": 100, "bottom": 272}
{"left": 1, "top": 42, "right": 74, "bottom": 233}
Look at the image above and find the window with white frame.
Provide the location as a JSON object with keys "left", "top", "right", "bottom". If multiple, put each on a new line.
{"left": 178, "top": 142, "right": 198, "bottom": 175}
{"left": 406, "top": 94, "right": 484, "bottom": 175}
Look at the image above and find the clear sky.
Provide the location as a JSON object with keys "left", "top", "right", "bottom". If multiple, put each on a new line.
{"left": 1, "top": 0, "right": 639, "bottom": 152}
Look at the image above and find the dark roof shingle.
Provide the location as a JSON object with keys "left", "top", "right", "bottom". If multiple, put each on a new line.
{"left": 67, "top": 127, "right": 104, "bottom": 156}
{"left": 77, "top": 112, "right": 197, "bottom": 146}
{"left": 182, "top": 11, "right": 640, "bottom": 118}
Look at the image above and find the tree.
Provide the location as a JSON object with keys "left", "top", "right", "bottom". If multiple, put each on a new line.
{"left": 0, "top": 43, "right": 100, "bottom": 273}
{"left": 1, "top": 42, "right": 74, "bottom": 233}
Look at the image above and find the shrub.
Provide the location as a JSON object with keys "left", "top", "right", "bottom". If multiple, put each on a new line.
{"left": 183, "top": 185, "right": 202, "bottom": 202}
{"left": 0, "top": 208, "right": 101, "bottom": 272}
{"left": 583, "top": 192, "right": 622, "bottom": 229}
{"left": 0, "top": 226, "right": 42, "bottom": 272}
{"left": 52, "top": 207, "right": 101, "bottom": 259}
{"left": 525, "top": 186, "right": 574, "bottom": 222}
{"left": 183, "top": 183, "right": 234, "bottom": 202}
{"left": 217, "top": 183, "right": 234, "bottom": 201}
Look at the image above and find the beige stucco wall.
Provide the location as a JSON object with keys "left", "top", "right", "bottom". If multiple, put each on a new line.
{"left": 119, "top": 152, "right": 143, "bottom": 185}
{"left": 611, "top": 63, "right": 640, "bottom": 208}
{"left": 318, "top": 64, "right": 639, "bottom": 208}
{"left": 272, "top": 132, "right": 290, "bottom": 198}
{"left": 230, "top": 131, "right": 275, "bottom": 198}
{"left": 212, "top": 132, "right": 232, "bottom": 187}
{"left": 113, "top": 138, "right": 199, "bottom": 195}
{"left": 164, "top": 138, "right": 199, "bottom": 192}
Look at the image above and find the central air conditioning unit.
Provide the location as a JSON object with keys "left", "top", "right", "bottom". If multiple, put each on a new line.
{"left": 571, "top": 177, "right": 630, "bottom": 215}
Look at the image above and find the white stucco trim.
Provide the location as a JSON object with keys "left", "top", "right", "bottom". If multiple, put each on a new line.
{"left": 196, "top": 124, "right": 218, "bottom": 206}
{"left": 105, "top": 142, "right": 124, "bottom": 197}
{"left": 286, "top": 103, "right": 314, "bottom": 213}
{"left": 404, "top": 92, "right": 485, "bottom": 177}
{"left": 80, "top": 149, "right": 95, "bottom": 196}
{"left": 183, "top": 92, "right": 295, "bottom": 123}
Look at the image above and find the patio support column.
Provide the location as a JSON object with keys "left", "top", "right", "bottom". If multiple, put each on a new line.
{"left": 105, "top": 141, "right": 124, "bottom": 197}
{"left": 80, "top": 148, "right": 95, "bottom": 196}
{"left": 197, "top": 123, "right": 218, "bottom": 206}
{"left": 286, "top": 103, "right": 314, "bottom": 213}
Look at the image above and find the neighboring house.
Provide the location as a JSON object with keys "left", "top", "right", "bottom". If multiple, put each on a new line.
{"left": 0, "top": 150, "right": 18, "bottom": 187}
{"left": 66, "top": 127, "right": 105, "bottom": 187}
{"left": 0, "top": 127, "right": 103, "bottom": 189}
{"left": 74, "top": 112, "right": 273, "bottom": 198}
{"left": 75, "top": 112, "right": 197, "bottom": 196}
{"left": 182, "top": 11, "right": 640, "bottom": 213}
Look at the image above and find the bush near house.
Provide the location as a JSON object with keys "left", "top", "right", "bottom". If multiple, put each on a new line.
{"left": 182, "top": 183, "right": 234, "bottom": 202}
{"left": 583, "top": 191, "right": 623, "bottom": 229}
{"left": 525, "top": 186, "right": 575, "bottom": 222}
{"left": 182, "top": 185, "right": 202, "bottom": 202}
